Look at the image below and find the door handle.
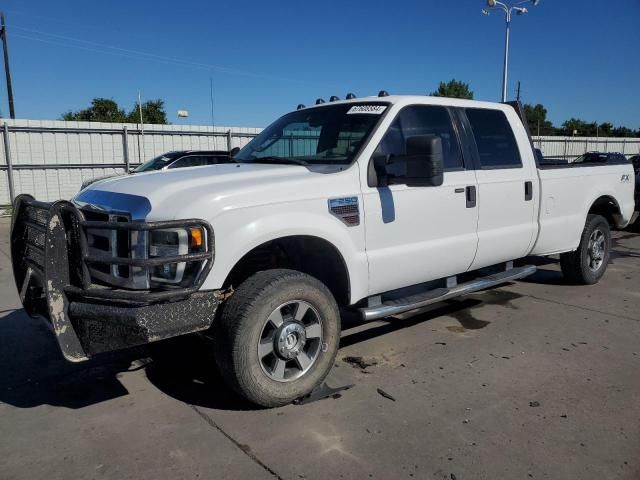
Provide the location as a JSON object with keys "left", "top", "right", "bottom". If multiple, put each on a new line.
{"left": 465, "top": 185, "right": 477, "bottom": 208}
{"left": 524, "top": 181, "right": 533, "bottom": 201}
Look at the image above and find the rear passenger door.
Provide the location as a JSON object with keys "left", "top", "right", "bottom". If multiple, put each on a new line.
{"left": 463, "top": 108, "right": 537, "bottom": 270}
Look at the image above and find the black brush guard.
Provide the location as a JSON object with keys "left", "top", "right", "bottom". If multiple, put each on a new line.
{"left": 10, "top": 194, "right": 220, "bottom": 362}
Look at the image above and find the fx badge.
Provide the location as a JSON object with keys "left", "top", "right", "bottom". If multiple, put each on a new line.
{"left": 328, "top": 197, "right": 360, "bottom": 226}
{"left": 621, "top": 174, "right": 631, "bottom": 183}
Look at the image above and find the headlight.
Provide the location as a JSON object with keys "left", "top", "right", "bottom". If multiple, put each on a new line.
{"left": 149, "top": 227, "right": 206, "bottom": 286}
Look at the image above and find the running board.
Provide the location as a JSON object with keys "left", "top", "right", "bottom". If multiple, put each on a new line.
{"left": 359, "top": 265, "right": 536, "bottom": 321}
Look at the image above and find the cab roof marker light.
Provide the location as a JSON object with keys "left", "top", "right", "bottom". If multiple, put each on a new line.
{"left": 297, "top": 104, "right": 306, "bottom": 110}
{"left": 329, "top": 95, "right": 340, "bottom": 102}
{"left": 346, "top": 93, "right": 356, "bottom": 99}
{"left": 378, "top": 90, "right": 389, "bottom": 97}
{"left": 315, "top": 98, "right": 325, "bottom": 105}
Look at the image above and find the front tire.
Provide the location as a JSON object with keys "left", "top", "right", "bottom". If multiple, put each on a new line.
{"left": 213, "top": 269, "right": 340, "bottom": 407}
{"left": 560, "top": 214, "right": 611, "bottom": 285}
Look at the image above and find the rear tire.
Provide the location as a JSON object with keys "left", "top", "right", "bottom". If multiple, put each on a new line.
{"left": 213, "top": 269, "right": 340, "bottom": 407}
{"left": 560, "top": 214, "right": 611, "bottom": 285}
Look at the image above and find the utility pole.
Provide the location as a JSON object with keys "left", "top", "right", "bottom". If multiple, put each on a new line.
{"left": 1, "top": 13, "right": 16, "bottom": 119}
{"left": 137, "top": 91, "right": 144, "bottom": 162}
{"left": 516, "top": 81, "right": 521, "bottom": 102}
{"left": 209, "top": 76, "right": 215, "bottom": 131}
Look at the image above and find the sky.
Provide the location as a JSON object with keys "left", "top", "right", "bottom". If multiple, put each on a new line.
{"left": 0, "top": 0, "right": 638, "bottom": 129}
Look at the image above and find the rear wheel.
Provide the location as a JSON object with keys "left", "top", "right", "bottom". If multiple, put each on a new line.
{"left": 560, "top": 214, "right": 611, "bottom": 285}
{"left": 213, "top": 269, "right": 340, "bottom": 407}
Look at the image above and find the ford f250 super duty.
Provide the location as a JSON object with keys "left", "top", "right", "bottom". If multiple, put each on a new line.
{"left": 10, "top": 94, "right": 637, "bottom": 407}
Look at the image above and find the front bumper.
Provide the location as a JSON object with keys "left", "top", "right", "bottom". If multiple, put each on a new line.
{"left": 10, "top": 194, "right": 219, "bottom": 362}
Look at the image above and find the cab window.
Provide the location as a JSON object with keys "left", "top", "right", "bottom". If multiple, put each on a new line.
{"left": 465, "top": 108, "right": 522, "bottom": 169}
{"left": 376, "top": 105, "right": 464, "bottom": 171}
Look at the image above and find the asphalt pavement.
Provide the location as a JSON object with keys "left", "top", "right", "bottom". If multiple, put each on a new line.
{"left": 1, "top": 217, "right": 639, "bottom": 480}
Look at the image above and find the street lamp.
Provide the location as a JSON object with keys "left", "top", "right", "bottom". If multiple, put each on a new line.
{"left": 482, "top": 0, "right": 540, "bottom": 102}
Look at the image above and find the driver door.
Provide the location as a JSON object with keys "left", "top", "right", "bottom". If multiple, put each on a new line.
{"left": 361, "top": 105, "right": 479, "bottom": 295}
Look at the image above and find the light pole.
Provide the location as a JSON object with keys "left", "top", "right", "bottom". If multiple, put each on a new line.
{"left": 482, "top": 0, "right": 540, "bottom": 102}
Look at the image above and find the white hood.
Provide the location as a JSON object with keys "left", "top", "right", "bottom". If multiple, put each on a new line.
{"left": 73, "top": 163, "right": 348, "bottom": 221}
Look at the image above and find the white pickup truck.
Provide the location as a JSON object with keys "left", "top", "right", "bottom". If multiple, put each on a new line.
{"left": 10, "top": 94, "right": 636, "bottom": 407}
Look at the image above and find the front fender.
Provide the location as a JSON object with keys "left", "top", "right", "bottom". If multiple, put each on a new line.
{"left": 200, "top": 201, "right": 369, "bottom": 304}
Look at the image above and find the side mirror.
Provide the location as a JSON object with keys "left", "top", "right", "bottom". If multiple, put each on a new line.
{"left": 229, "top": 147, "right": 240, "bottom": 157}
{"left": 374, "top": 135, "right": 444, "bottom": 187}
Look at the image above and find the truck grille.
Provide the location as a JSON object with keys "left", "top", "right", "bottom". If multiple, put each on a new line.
{"left": 12, "top": 195, "right": 214, "bottom": 303}
{"left": 82, "top": 209, "right": 151, "bottom": 289}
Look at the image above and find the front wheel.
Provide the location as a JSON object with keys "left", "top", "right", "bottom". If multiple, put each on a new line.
{"left": 560, "top": 214, "right": 611, "bottom": 285}
{"left": 213, "top": 269, "right": 340, "bottom": 407}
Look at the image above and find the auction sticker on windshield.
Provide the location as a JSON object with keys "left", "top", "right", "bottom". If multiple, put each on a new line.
{"left": 347, "top": 105, "right": 387, "bottom": 114}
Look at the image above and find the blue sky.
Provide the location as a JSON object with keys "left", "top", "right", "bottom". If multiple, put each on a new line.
{"left": 1, "top": 0, "right": 639, "bottom": 129}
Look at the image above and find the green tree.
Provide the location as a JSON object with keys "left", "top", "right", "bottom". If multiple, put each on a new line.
{"left": 62, "top": 98, "right": 127, "bottom": 122}
{"left": 523, "top": 103, "right": 555, "bottom": 136}
{"left": 611, "top": 126, "right": 636, "bottom": 138}
{"left": 598, "top": 122, "right": 614, "bottom": 136}
{"left": 62, "top": 98, "right": 168, "bottom": 124}
{"left": 560, "top": 118, "right": 598, "bottom": 137}
{"left": 126, "top": 99, "right": 168, "bottom": 124}
{"left": 430, "top": 79, "right": 474, "bottom": 100}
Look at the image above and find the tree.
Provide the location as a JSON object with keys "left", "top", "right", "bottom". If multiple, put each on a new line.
{"left": 62, "top": 98, "right": 127, "bottom": 122}
{"left": 560, "top": 118, "right": 599, "bottom": 137}
{"left": 62, "top": 97, "right": 169, "bottom": 124}
{"left": 598, "top": 122, "right": 614, "bottom": 136}
{"left": 611, "top": 126, "right": 636, "bottom": 138}
{"left": 126, "top": 99, "right": 168, "bottom": 124}
{"left": 430, "top": 79, "right": 474, "bottom": 99}
{"left": 523, "top": 103, "right": 555, "bottom": 136}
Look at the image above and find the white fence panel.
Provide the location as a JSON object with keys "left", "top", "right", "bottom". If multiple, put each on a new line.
{"left": 1, "top": 117, "right": 639, "bottom": 206}
{"left": 0, "top": 119, "right": 261, "bottom": 204}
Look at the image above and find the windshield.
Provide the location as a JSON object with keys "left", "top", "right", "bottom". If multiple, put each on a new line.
{"left": 234, "top": 103, "right": 388, "bottom": 166}
{"left": 134, "top": 153, "right": 179, "bottom": 172}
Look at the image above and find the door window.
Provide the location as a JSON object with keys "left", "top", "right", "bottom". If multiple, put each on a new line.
{"left": 204, "top": 155, "right": 228, "bottom": 165}
{"left": 376, "top": 105, "right": 464, "bottom": 171}
{"left": 466, "top": 108, "right": 522, "bottom": 169}
{"left": 168, "top": 155, "right": 208, "bottom": 169}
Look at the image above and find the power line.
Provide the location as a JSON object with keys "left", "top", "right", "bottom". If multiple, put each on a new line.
{"left": 11, "top": 25, "right": 305, "bottom": 84}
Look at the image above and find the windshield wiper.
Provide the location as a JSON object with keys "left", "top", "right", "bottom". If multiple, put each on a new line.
{"left": 247, "top": 156, "right": 309, "bottom": 166}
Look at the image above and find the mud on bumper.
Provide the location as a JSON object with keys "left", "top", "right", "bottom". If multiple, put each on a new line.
{"left": 10, "top": 194, "right": 219, "bottom": 362}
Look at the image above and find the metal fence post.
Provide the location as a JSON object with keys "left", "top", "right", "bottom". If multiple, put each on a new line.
{"left": 122, "top": 126, "right": 130, "bottom": 171}
{"left": 3, "top": 123, "right": 15, "bottom": 204}
{"left": 227, "top": 129, "right": 233, "bottom": 151}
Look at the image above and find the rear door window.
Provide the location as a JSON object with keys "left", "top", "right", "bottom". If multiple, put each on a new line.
{"left": 465, "top": 108, "right": 522, "bottom": 169}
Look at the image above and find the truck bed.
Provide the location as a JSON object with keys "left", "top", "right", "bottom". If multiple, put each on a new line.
{"left": 531, "top": 163, "right": 636, "bottom": 256}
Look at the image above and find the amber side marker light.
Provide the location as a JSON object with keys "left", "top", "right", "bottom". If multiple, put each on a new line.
{"left": 189, "top": 227, "right": 204, "bottom": 249}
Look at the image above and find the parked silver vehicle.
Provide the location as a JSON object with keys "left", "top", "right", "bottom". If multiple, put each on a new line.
{"left": 80, "top": 150, "right": 231, "bottom": 190}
